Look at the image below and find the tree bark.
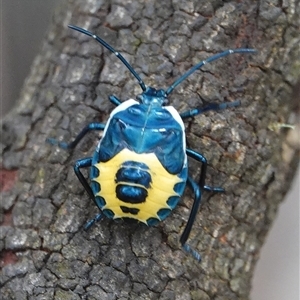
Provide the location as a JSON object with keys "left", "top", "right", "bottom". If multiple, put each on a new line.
{"left": 1, "top": 0, "right": 299, "bottom": 299}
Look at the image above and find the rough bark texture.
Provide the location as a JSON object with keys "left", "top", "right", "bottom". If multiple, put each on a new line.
{"left": 1, "top": 0, "right": 299, "bottom": 299}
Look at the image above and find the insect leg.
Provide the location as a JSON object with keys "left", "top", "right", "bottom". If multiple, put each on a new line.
{"left": 74, "top": 157, "right": 94, "bottom": 199}
{"left": 180, "top": 176, "right": 202, "bottom": 261}
{"left": 109, "top": 95, "right": 122, "bottom": 106}
{"left": 46, "top": 123, "right": 106, "bottom": 149}
{"left": 74, "top": 158, "right": 104, "bottom": 229}
{"left": 180, "top": 100, "right": 240, "bottom": 119}
{"left": 186, "top": 148, "right": 224, "bottom": 192}
{"left": 84, "top": 213, "right": 103, "bottom": 230}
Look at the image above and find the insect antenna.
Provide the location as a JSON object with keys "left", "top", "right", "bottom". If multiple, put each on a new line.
{"left": 165, "top": 48, "right": 257, "bottom": 96}
{"left": 68, "top": 25, "right": 147, "bottom": 92}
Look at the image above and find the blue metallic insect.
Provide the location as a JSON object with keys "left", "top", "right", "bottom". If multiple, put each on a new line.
{"left": 47, "top": 25, "right": 256, "bottom": 261}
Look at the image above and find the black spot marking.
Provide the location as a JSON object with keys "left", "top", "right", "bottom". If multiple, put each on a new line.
{"left": 122, "top": 161, "right": 149, "bottom": 169}
{"left": 120, "top": 206, "right": 140, "bottom": 215}
{"left": 103, "top": 209, "right": 114, "bottom": 219}
{"left": 174, "top": 181, "right": 186, "bottom": 194}
{"left": 167, "top": 196, "right": 180, "bottom": 209}
{"left": 116, "top": 167, "right": 151, "bottom": 188}
{"left": 95, "top": 196, "right": 106, "bottom": 208}
{"left": 157, "top": 208, "right": 171, "bottom": 221}
{"left": 146, "top": 217, "right": 159, "bottom": 226}
{"left": 91, "top": 166, "right": 100, "bottom": 178}
{"left": 91, "top": 181, "right": 101, "bottom": 194}
{"left": 116, "top": 185, "right": 147, "bottom": 203}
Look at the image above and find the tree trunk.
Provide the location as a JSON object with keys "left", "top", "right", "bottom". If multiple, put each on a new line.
{"left": 1, "top": 1, "right": 299, "bottom": 299}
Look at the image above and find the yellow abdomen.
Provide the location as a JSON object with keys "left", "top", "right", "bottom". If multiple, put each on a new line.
{"left": 92, "top": 148, "right": 185, "bottom": 224}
